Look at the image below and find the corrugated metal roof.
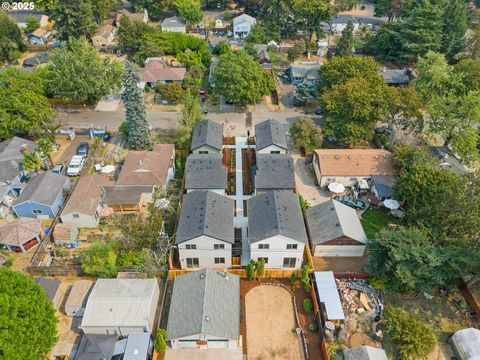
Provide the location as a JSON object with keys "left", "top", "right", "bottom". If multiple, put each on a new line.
{"left": 314, "top": 271, "right": 345, "bottom": 320}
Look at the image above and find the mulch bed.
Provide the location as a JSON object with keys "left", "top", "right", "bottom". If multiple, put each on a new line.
{"left": 242, "top": 148, "right": 256, "bottom": 195}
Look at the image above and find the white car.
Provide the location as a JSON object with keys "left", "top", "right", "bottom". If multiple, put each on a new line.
{"left": 66, "top": 155, "right": 85, "bottom": 176}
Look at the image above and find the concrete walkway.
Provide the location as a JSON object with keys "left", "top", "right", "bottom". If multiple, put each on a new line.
{"left": 225, "top": 137, "right": 253, "bottom": 265}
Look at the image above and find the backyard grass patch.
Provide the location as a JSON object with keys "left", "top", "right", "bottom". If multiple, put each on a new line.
{"left": 360, "top": 208, "right": 399, "bottom": 239}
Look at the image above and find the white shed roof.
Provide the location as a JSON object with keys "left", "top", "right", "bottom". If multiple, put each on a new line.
{"left": 451, "top": 328, "right": 480, "bottom": 360}
{"left": 314, "top": 271, "right": 345, "bottom": 321}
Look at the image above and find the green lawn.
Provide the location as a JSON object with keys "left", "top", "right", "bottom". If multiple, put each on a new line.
{"left": 360, "top": 208, "right": 399, "bottom": 239}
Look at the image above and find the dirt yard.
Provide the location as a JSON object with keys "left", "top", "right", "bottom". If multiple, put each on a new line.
{"left": 245, "top": 286, "right": 301, "bottom": 360}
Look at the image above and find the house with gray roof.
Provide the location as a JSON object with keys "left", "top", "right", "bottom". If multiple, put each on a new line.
{"left": 253, "top": 154, "right": 295, "bottom": 194}
{"left": 73, "top": 334, "right": 117, "bottom": 360}
{"left": 13, "top": 172, "right": 69, "bottom": 219}
{"left": 166, "top": 269, "right": 240, "bottom": 349}
{"left": 305, "top": 200, "right": 366, "bottom": 257}
{"left": 161, "top": 16, "right": 187, "bottom": 33}
{"left": 331, "top": 14, "right": 386, "bottom": 33}
{"left": 341, "top": 345, "right": 387, "bottom": 360}
{"left": 255, "top": 119, "right": 288, "bottom": 154}
{"left": 176, "top": 191, "right": 234, "bottom": 269}
{"left": 428, "top": 146, "right": 468, "bottom": 175}
{"left": 0, "top": 136, "right": 37, "bottom": 205}
{"left": 289, "top": 62, "right": 322, "bottom": 84}
{"left": 190, "top": 120, "right": 223, "bottom": 154}
{"left": 380, "top": 68, "right": 415, "bottom": 86}
{"left": 34, "top": 278, "right": 62, "bottom": 309}
{"left": 185, "top": 154, "right": 227, "bottom": 194}
{"left": 247, "top": 190, "right": 307, "bottom": 269}
{"left": 233, "top": 14, "right": 256, "bottom": 39}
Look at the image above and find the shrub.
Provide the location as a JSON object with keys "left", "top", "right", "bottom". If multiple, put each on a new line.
{"left": 290, "top": 271, "right": 297, "bottom": 285}
{"left": 309, "top": 323, "right": 318, "bottom": 332}
{"left": 155, "top": 329, "right": 167, "bottom": 353}
{"left": 246, "top": 261, "right": 255, "bottom": 281}
{"left": 303, "top": 299, "right": 312, "bottom": 313}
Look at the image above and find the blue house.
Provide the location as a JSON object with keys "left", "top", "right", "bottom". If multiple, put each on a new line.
{"left": 289, "top": 63, "right": 322, "bottom": 85}
{"left": 13, "top": 172, "right": 69, "bottom": 219}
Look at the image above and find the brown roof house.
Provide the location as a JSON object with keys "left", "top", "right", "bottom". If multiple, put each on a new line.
{"left": 0, "top": 217, "right": 43, "bottom": 253}
{"left": 61, "top": 174, "right": 113, "bottom": 228}
{"left": 102, "top": 144, "right": 175, "bottom": 212}
{"left": 28, "top": 28, "right": 54, "bottom": 45}
{"left": 313, "top": 149, "right": 397, "bottom": 187}
{"left": 139, "top": 59, "right": 186, "bottom": 88}
{"left": 53, "top": 223, "right": 79, "bottom": 246}
{"left": 92, "top": 24, "right": 116, "bottom": 48}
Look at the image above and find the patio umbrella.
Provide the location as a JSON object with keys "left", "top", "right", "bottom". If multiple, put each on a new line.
{"left": 328, "top": 183, "right": 345, "bottom": 194}
{"left": 100, "top": 165, "right": 115, "bottom": 174}
{"left": 384, "top": 199, "right": 400, "bottom": 210}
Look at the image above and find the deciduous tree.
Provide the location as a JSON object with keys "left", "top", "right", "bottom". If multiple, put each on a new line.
{"left": 293, "top": 0, "right": 334, "bottom": 43}
{"left": 81, "top": 241, "right": 118, "bottom": 277}
{"left": 117, "top": 15, "right": 155, "bottom": 52}
{"left": 47, "top": 38, "right": 123, "bottom": 104}
{"left": 25, "top": 16, "right": 40, "bottom": 33}
{"left": 156, "top": 82, "right": 185, "bottom": 104}
{"left": 52, "top": 0, "right": 98, "bottom": 40}
{"left": 175, "top": 0, "right": 203, "bottom": 27}
{"left": 123, "top": 61, "right": 152, "bottom": 150}
{"left": 0, "top": 268, "right": 58, "bottom": 360}
{"left": 0, "top": 12, "right": 26, "bottom": 64}
{"left": 290, "top": 118, "right": 323, "bottom": 154}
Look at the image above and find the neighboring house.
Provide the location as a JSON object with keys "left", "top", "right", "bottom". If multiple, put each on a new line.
{"left": 312, "top": 149, "right": 397, "bottom": 188}
{"left": 139, "top": 60, "right": 186, "bottom": 88}
{"left": 289, "top": 62, "right": 322, "bottom": 84}
{"left": 161, "top": 16, "right": 187, "bottom": 33}
{"left": 123, "top": 333, "right": 154, "bottom": 360}
{"left": 371, "top": 175, "right": 396, "bottom": 200}
{"left": 13, "top": 172, "right": 70, "bottom": 219}
{"left": 342, "top": 345, "right": 388, "bottom": 360}
{"left": 101, "top": 185, "right": 153, "bottom": 212}
{"left": 8, "top": 10, "right": 49, "bottom": 28}
{"left": 80, "top": 279, "right": 160, "bottom": 336}
{"left": 176, "top": 191, "right": 234, "bottom": 269}
{"left": 428, "top": 146, "right": 468, "bottom": 175}
{"left": 73, "top": 334, "right": 116, "bottom": 360}
{"left": 258, "top": 49, "right": 271, "bottom": 65}
{"left": 64, "top": 280, "right": 93, "bottom": 317}
{"left": 185, "top": 154, "right": 227, "bottom": 194}
{"left": 255, "top": 119, "right": 288, "bottom": 154}
{"left": 34, "top": 278, "right": 62, "bottom": 309}
{"left": 190, "top": 120, "right": 223, "bottom": 154}
{"left": 305, "top": 200, "right": 367, "bottom": 257}
{"left": 380, "top": 68, "right": 415, "bottom": 86}
{"left": 61, "top": 174, "right": 113, "bottom": 228}
{"left": 28, "top": 28, "right": 54, "bottom": 45}
{"left": 330, "top": 14, "right": 386, "bottom": 34}
{"left": 0, "top": 217, "right": 43, "bottom": 252}
{"left": 247, "top": 190, "right": 308, "bottom": 269}
{"left": 253, "top": 154, "right": 295, "bottom": 194}
{"left": 232, "top": 14, "right": 256, "bottom": 39}
{"left": 167, "top": 269, "right": 240, "bottom": 349}
{"left": 115, "top": 9, "right": 148, "bottom": 26}
{"left": 92, "top": 24, "right": 116, "bottom": 48}
{"left": 313, "top": 271, "right": 345, "bottom": 322}
{"left": 52, "top": 223, "right": 78, "bottom": 246}
{"left": 0, "top": 136, "right": 37, "bottom": 206}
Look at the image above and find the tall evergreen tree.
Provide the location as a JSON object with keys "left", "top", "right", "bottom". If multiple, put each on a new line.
{"left": 52, "top": 0, "right": 98, "bottom": 41}
{"left": 122, "top": 61, "right": 152, "bottom": 150}
{"left": 441, "top": 0, "right": 468, "bottom": 62}
{"left": 336, "top": 21, "right": 354, "bottom": 56}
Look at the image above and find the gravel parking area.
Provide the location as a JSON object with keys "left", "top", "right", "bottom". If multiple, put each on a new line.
{"left": 245, "top": 286, "right": 301, "bottom": 360}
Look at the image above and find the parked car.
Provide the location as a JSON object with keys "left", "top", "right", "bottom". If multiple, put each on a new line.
{"left": 52, "top": 163, "right": 65, "bottom": 175}
{"left": 76, "top": 142, "right": 89, "bottom": 157}
{"left": 335, "top": 196, "right": 368, "bottom": 210}
{"left": 66, "top": 155, "right": 85, "bottom": 176}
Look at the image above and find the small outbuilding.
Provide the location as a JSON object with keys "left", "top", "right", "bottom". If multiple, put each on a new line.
{"left": 34, "top": 278, "right": 62, "bottom": 309}
{"left": 450, "top": 327, "right": 480, "bottom": 360}
{"left": 64, "top": 280, "right": 93, "bottom": 317}
{"left": 371, "top": 175, "right": 396, "bottom": 200}
{"left": 73, "top": 334, "right": 117, "bottom": 360}
{"left": 53, "top": 223, "right": 78, "bottom": 246}
{"left": 313, "top": 271, "right": 345, "bottom": 322}
{"left": 342, "top": 345, "right": 388, "bottom": 360}
{"left": 161, "top": 16, "right": 187, "bottom": 33}
{"left": 0, "top": 217, "right": 43, "bottom": 252}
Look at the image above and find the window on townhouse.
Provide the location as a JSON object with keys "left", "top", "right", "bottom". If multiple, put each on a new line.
{"left": 258, "top": 244, "right": 270, "bottom": 249}
{"left": 258, "top": 257, "right": 268, "bottom": 264}
{"left": 185, "top": 244, "right": 196, "bottom": 250}
{"left": 214, "top": 257, "right": 225, "bottom": 264}
{"left": 270, "top": 151, "right": 280, "bottom": 154}
{"left": 286, "top": 244, "right": 298, "bottom": 250}
{"left": 283, "top": 257, "right": 296, "bottom": 268}
{"left": 214, "top": 244, "right": 225, "bottom": 250}
{"left": 186, "top": 258, "right": 199, "bottom": 268}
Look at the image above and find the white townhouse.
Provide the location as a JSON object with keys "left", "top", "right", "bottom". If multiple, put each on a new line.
{"left": 190, "top": 120, "right": 223, "bottom": 154}
{"left": 184, "top": 154, "right": 227, "bottom": 195}
{"left": 255, "top": 119, "right": 288, "bottom": 154}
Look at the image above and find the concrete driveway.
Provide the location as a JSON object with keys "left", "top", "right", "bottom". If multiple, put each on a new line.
{"left": 292, "top": 155, "right": 330, "bottom": 206}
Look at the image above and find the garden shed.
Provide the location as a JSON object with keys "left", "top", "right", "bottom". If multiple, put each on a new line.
{"left": 34, "top": 278, "right": 62, "bottom": 309}
{"left": 53, "top": 223, "right": 78, "bottom": 246}
{"left": 65, "top": 280, "right": 94, "bottom": 317}
{"left": 451, "top": 327, "right": 480, "bottom": 360}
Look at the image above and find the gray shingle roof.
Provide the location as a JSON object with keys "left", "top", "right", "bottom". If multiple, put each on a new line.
{"left": 305, "top": 200, "right": 366, "bottom": 246}
{"left": 254, "top": 154, "right": 295, "bottom": 190}
{"left": 176, "top": 191, "right": 234, "bottom": 244}
{"left": 34, "top": 278, "right": 61, "bottom": 302}
{"left": 247, "top": 190, "right": 307, "bottom": 244}
{"left": 331, "top": 14, "right": 386, "bottom": 26}
{"left": 372, "top": 175, "right": 396, "bottom": 198}
{"left": 343, "top": 346, "right": 388, "bottom": 360}
{"left": 74, "top": 334, "right": 116, "bottom": 360}
{"left": 185, "top": 154, "right": 227, "bottom": 190}
{"left": 161, "top": 16, "right": 186, "bottom": 28}
{"left": 15, "top": 172, "right": 67, "bottom": 206}
{"left": 101, "top": 185, "right": 152, "bottom": 205}
{"left": 166, "top": 269, "right": 240, "bottom": 340}
{"left": 290, "top": 64, "right": 322, "bottom": 81}
{"left": 190, "top": 120, "right": 223, "bottom": 151}
{"left": 427, "top": 146, "right": 467, "bottom": 175}
{"left": 255, "top": 119, "right": 288, "bottom": 151}
{"left": 380, "top": 68, "right": 413, "bottom": 85}
{"left": 0, "top": 136, "right": 37, "bottom": 183}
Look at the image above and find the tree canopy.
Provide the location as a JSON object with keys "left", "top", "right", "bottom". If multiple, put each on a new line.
{"left": 213, "top": 50, "right": 275, "bottom": 105}
{"left": 117, "top": 15, "right": 155, "bottom": 52}
{"left": 0, "top": 12, "right": 26, "bottom": 65}
{"left": 81, "top": 241, "right": 119, "bottom": 277}
{"left": 174, "top": 0, "right": 203, "bottom": 27}
{"left": 0, "top": 68, "right": 54, "bottom": 141}
{"left": 0, "top": 268, "right": 58, "bottom": 360}
{"left": 46, "top": 38, "right": 123, "bottom": 104}
{"left": 293, "top": 0, "right": 334, "bottom": 43}
{"left": 336, "top": 21, "right": 354, "bottom": 56}
{"left": 52, "top": 0, "right": 98, "bottom": 41}
{"left": 290, "top": 118, "right": 323, "bottom": 154}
